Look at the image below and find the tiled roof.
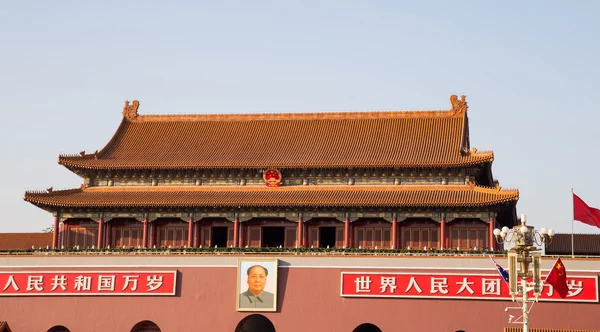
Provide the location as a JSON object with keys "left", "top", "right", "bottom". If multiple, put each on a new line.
{"left": 545, "top": 233, "right": 600, "bottom": 256}
{"left": 0, "top": 233, "right": 52, "bottom": 251}
{"left": 24, "top": 184, "right": 518, "bottom": 208}
{"left": 58, "top": 96, "right": 493, "bottom": 170}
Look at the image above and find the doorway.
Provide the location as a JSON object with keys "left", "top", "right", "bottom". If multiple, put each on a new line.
{"left": 235, "top": 314, "right": 275, "bottom": 332}
{"left": 211, "top": 226, "right": 228, "bottom": 247}
{"left": 353, "top": 323, "right": 382, "bottom": 332}
{"left": 262, "top": 227, "right": 285, "bottom": 247}
{"left": 319, "top": 227, "right": 336, "bottom": 248}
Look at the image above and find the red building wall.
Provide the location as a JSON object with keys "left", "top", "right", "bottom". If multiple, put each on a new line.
{"left": 0, "top": 255, "right": 598, "bottom": 331}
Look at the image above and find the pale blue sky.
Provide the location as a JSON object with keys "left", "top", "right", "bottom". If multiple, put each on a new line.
{"left": 1, "top": 1, "right": 599, "bottom": 234}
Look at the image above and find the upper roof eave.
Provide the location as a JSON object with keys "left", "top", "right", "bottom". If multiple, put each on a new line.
{"left": 24, "top": 183, "right": 519, "bottom": 210}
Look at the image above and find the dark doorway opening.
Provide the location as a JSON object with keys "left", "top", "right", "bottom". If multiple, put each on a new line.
{"left": 212, "top": 227, "right": 228, "bottom": 247}
{"left": 130, "top": 320, "right": 161, "bottom": 332}
{"left": 262, "top": 227, "right": 285, "bottom": 247}
{"left": 47, "top": 326, "right": 70, "bottom": 332}
{"left": 353, "top": 323, "right": 382, "bottom": 332}
{"left": 235, "top": 314, "right": 275, "bottom": 332}
{"left": 319, "top": 227, "right": 336, "bottom": 248}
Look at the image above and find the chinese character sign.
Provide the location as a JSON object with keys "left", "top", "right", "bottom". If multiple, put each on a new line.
{"left": 340, "top": 272, "right": 598, "bottom": 303}
{"left": 0, "top": 271, "right": 177, "bottom": 296}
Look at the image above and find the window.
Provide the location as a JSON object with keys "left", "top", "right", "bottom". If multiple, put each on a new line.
{"left": 402, "top": 226, "right": 439, "bottom": 249}
{"left": 67, "top": 226, "right": 97, "bottom": 248}
{"left": 355, "top": 226, "right": 392, "bottom": 248}
{"left": 450, "top": 226, "right": 487, "bottom": 249}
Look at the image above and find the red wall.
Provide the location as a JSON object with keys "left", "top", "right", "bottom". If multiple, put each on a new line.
{"left": 0, "top": 255, "right": 599, "bottom": 331}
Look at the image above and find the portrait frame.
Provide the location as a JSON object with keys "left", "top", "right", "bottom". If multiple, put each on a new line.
{"left": 236, "top": 258, "right": 278, "bottom": 312}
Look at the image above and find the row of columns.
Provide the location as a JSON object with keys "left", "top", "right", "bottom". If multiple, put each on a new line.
{"left": 52, "top": 215, "right": 497, "bottom": 250}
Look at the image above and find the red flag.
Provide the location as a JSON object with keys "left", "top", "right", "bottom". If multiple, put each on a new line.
{"left": 573, "top": 193, "right": 600, "bottom": 228}
{"left": 546, "top": 258, "right": 568, "bottom": 298}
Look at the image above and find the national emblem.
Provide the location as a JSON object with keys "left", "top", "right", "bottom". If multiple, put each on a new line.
{"left": 263, "top": 169, "right": 282, "bottom": 187}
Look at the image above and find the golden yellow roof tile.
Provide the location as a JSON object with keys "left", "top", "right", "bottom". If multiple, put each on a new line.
{"left": 58, "top": 95, "right": 493, "bottom": 170}
{"left": 24, "top": 184, "right": 518, "bottom": 208}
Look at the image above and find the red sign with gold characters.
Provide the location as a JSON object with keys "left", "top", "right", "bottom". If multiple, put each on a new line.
{"left": 341, "top": 272, "right": 598, "bottom": 303}
{"left": 0, "top": 271, "right": 177, "bottom": 296}
{"left": 263, "top": 168, "right": 282, "bottom": 187}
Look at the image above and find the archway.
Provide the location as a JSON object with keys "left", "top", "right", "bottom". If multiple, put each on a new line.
{"left": 353, "top": 323, "right": 382, "bottom": 332}
{"left": 130, "top": 320, "right": 161, "bottom": 332}
{"left": 235, "top": 314, "right": 275, "bottom": 332}
{"left": 47, "top": 326, "right": 70, "bottom": 332}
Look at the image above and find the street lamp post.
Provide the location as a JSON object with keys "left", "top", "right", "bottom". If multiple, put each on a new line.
{"left": 493, "top": 214, "right": 554, "bottom": 332}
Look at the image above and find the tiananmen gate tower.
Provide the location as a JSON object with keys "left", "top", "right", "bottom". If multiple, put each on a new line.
{"left": 0, "top": 95, "right": 597, "bottom": 332}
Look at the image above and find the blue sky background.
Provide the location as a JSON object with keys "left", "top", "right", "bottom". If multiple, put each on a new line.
{"left": 1, "top": 1, "right": 599, "bottom": 234}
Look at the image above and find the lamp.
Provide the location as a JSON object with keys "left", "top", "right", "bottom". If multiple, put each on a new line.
{"left": 493, "top": 214, "right": 554, "bottom": 332}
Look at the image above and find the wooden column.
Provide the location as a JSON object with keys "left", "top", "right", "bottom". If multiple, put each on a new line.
{"left": 148, "top": 222, "right": 155, "bottom": 248}
{"left": 440, "top": 216, "right": 445, "bottom": 250}
{"left": 193, "top": 221, "right": 200, "bottom": 248}
{"left": 297, "top": 214, "right": 304, "bottom": 248}
{"left": 391, "top": 214, "right": 398, "bottom": 249}
{"left": 239, "top": 222, "right": 245, "bottom": 247}
{"left": 302, "top": 221, "right": 309, "bottom": 248}
{"left": 104, "top": 222, "right": 111, "bottom": 248}
{"left": 60, "top": 222, "right": 67, "bottom": 249}
{"left": 142, "top": 218, "right": 148, "bottom": 248}
{"left": 233, "top": 215, "right": 239, "bottom": 247}
{"left": 52, "top": 217, "right": 59, "bottom": 249}
{"left": 187, "top": 217, "right": 194, "bottom": 248}
{"left": 489, "top": 216, "right": 495, "bottom": 251}
{"left": 344, "top": 215, "right": 350, "bottom": 248}
{"left": 97, "top": 218, "right": 104, "bottom": 249}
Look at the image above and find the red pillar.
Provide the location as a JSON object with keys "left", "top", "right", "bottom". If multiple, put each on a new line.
{"left": 188, "top": 217, "right": 194, "bottom": 248}
{"left": 297, "top": 215, "right": 303, "bottom": 248}
{"left": 61, "top": 223, "right": 67, "bottom": 249}
{"left": 148, "top": 222, "right": 155, "bottom": 248}
{"left": 440, "top": 216, "right": 445, "bottom": 250}
{"left": 52, "top": 217, "right": 59, "bottom": 249}
{"left": 489, "top": 217, "right": 495, "bottom": 250}
{"left": 104, "top": 222, "right": 111, "bottom": 248}
{"left": 391, "top": 215, "right": 398, "bottom": 249}
{"left": 194, "top": 221, "right": 200, "bottom": 248}
{"left": 142, "top": 218, "right": 148, "bottom": 248}
{"left": 233, "top": 215, "right": 239, "bottom": 247}
{"left": 97, "top": 218, "right": 104, "bottom": 249}
{"left": 344, "top": 215, "right": 350, "bottom": 248}
{"left": 239, "top": 222, "right": 245, "bottom": 247}
{"left": 302, "top": 221, "right": 308, "bottom": 247}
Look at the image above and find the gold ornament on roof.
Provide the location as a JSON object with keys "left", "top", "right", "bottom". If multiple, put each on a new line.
{"left": 450, "top": 95, "right": 468, "bottom": 113}
{"left": 123, "top": 100, "right": 140, "bottom": 120}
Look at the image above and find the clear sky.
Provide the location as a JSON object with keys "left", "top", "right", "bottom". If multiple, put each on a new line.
{"left": 1, "top": 1, "right": 599, "bottom": 234}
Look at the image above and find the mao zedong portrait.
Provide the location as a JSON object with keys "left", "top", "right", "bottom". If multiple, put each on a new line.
{"left": 238, "top": 264, "right": 275, "bottom": 309}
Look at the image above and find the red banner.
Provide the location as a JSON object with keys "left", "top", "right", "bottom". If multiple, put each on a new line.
{"left": 0, "top": 271, "right": 177, "bottom": 296}
{"left": 341, "top": 272, "right": 598, "bottom": 303}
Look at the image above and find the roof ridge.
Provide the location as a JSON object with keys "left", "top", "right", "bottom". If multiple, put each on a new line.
{"left": 25, "top": 186, "right": 84, "bottom": 195}
{"left": 131, "top": 109, "right": 462, "bottom": 123}
{"left": 121, "top": 94, "right": 469, "bottom": 123}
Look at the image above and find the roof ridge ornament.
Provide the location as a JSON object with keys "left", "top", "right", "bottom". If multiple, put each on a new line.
{"left": 450, "top": 95, "right": 468, "bottom": 114}
{"left": 123, "top": 100, "right": 140, "bottom": 120}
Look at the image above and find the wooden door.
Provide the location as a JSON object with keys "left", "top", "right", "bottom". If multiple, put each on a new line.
{"left": 335, "top": 228, "right": 344, "bottom": 248}
{"left": 248, "top": 226, "right": 261, "bottom": 247}
{"left": 227, "top": 227, "right": 234, "bottom": 247}
{"left": 285, "top": 227, "right": 297, "bottom": 248}
{"left": 310, "top": 228, "right": 318, "bottom": 248}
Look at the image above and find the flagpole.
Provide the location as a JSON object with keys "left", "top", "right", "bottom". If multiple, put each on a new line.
{"left": 571, "top": 188, "right": 574, "bottom": 258}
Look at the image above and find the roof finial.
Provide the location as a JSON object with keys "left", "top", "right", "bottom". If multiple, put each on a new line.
{"left": 123, "top": 100, "right": 140, "bottom": 120}
{"left": 450, "top": 95, "right": 468, "bottom": 114}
